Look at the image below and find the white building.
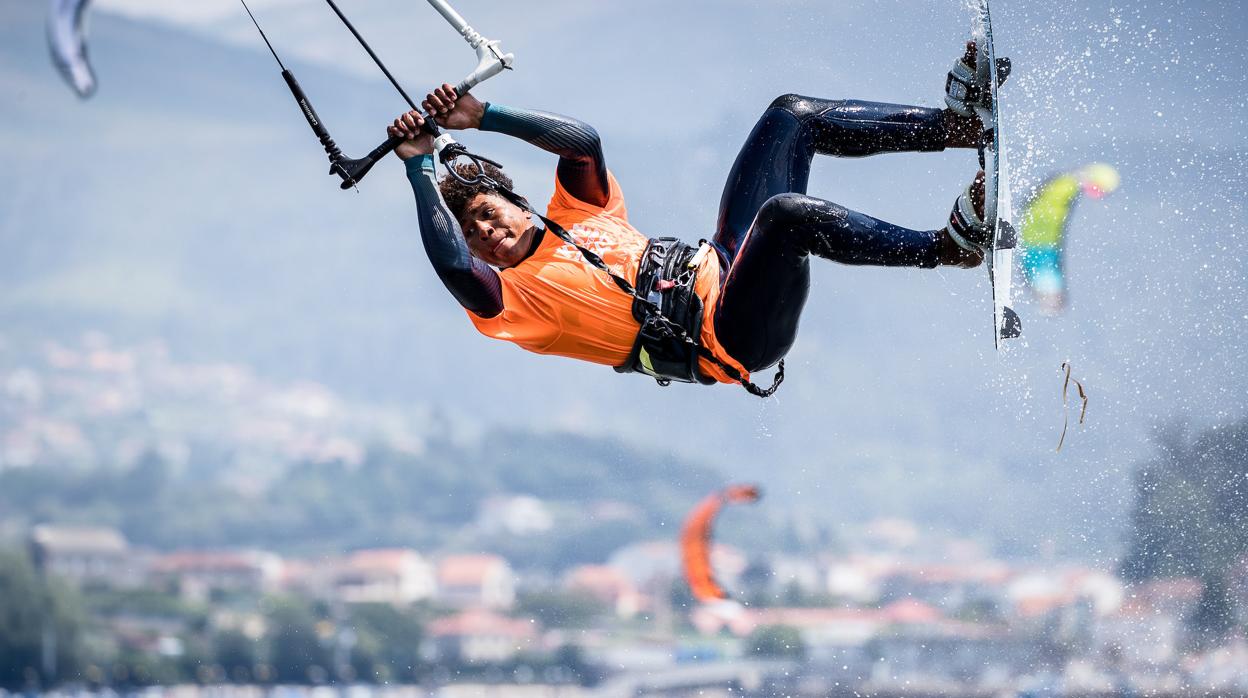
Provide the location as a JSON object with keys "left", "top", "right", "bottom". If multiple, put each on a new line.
{"left": 149, "top": 549, "right": 284, "bottom": 601}
{"left": 29, "top": 524, "right": 145, "bottom": 588}
{"left": 475, "top": 495, "right": 554, "bottom": 536}
{"left": 333, "top": 548, "right": 436, "bottom": 605}
{"left": 426, "top": 608, "right": 537, "bottom": 664}
{"left": 437, "top": 554, "right": 516, "bottom": 609}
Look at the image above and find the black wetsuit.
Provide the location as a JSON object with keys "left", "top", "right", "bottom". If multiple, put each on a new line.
{"left": 408, "top": 95, "right": 949, "bottom": 375}
{"left": 710, "top": 94, "right": 948, "bottom": 371}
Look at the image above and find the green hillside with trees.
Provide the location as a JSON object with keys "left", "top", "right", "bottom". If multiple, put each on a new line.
{"left": 0, "top": 431, "right": 728, "bottom": 569}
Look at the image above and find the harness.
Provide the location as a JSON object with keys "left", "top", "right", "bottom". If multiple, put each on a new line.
{"left": 615, "top": 238, "right": 717, "bottom": 386}
{"left": 491, "top": 189, "right": 784, "bottom": 398}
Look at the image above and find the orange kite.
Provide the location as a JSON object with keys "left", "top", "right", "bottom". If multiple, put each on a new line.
{"left": 680, "top": 484, "right": 761, "bottom": 602}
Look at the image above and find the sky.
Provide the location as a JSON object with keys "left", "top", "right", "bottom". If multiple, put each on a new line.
{"left": 4, "top": 0, "right": 1248, "bottom": 560}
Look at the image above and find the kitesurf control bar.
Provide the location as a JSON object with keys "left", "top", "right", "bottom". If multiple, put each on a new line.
{"left": 324, "top": 0, "right": 513, "bottom": 189}
{"left": 241, "top": 0, "right": 512, "bottom": 190}
{"left": 239, "top": 0, "right": 358, "bottom": 183}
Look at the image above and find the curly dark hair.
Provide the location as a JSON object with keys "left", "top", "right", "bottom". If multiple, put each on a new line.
{"left": 438, "top": 161, "right": 515, "bottom": 222}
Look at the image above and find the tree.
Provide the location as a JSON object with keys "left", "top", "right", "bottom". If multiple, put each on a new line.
{"left": 215, "top": 630, "right": 258, "bottom": 683}
{"left": 266, "top": 599, "right": 330, "bottom": 684}
{"left": 1188, "top": 576, "right": 1235, "bottom": 649}
{"left": 346, "top": 603, "right": 425, "bottom": 683}
{"left": 516, "top": 590, "right": 604, "bottom": 629}
{"left": 552, "top": 644, "right": 597, "bottom": 686}
{"left": 0, "top": 549, "right": 87, "bottom": 689}
{"left": 1121, "top": 419, "right": 1248, "bottom": 641}
{"left": 738, "top": 558, "right": 773, "bottom": 607}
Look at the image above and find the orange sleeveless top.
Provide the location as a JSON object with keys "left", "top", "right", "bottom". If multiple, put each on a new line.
{"left": 466, "top": 171, "right": 747, "bottom": 384}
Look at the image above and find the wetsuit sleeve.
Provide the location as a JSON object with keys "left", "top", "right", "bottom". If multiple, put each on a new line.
{"left": 406, "top": 155, "right": 504, "bottom": 318}
{"left": 479, "top": 102, "right": 610, "bottom": 208}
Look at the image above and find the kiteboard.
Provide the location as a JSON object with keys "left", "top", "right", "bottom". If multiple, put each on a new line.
{"left": 973, "top": 0, "right": 1022, "bottom": 347}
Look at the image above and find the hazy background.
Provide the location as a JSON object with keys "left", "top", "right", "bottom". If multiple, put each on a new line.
{"left": 2, "top": 0, "right": 1246, "bottom": 561}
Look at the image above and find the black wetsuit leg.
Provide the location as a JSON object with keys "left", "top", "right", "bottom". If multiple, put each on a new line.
{"left": 711, "top": 95, "right": 949, "bottom": 372}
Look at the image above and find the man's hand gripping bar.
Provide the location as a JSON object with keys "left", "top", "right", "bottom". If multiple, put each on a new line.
{"left": 333, "top": 0, "right": 514, "bottom": 190}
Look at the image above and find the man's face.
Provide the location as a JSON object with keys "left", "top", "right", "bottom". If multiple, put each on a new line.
{"left": 460, "top": 193, "right": 536, "bottom": 268}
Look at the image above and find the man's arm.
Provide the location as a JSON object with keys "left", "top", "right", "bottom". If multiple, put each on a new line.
{"left": 421, "top": 85, "right": 610, "bottom": 207}
{"left": 407, "top": 154, "right": 504, "bottom": 318}
{"left": 478, "top": 103, "right": 610, "bottom": 207}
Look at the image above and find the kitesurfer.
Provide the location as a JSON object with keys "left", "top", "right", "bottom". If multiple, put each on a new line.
{"left": 391, "top": 43, "right": 997, "bottom": 393}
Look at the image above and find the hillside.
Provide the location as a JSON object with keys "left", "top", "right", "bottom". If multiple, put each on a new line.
{"left": 1, "top": 0, "right": 1246, "bottom": 558}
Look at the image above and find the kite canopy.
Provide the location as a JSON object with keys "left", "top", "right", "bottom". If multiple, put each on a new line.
{"left": 1078, "top": 162, "right": 1121, "bottom": 199}
{"left": 680, "top": 484, "right": 761, "bottom": 603}
{"left": 1019, "top": 163, "right": 1119, "bottom": 315}
{"left": 47, "top": 0, "right": 96, "bottom": 98}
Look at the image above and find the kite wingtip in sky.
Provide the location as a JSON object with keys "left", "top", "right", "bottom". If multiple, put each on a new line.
{"left": 1020, "top": 162, "right": 1120, "bottom": 316}
{"left": 680, "top": 484, "right": 762, "bottom": 604}
{"left": 1078, "top": 162, "right": 1121, "bottom": 200}
{"left": 47, "top": 0, "right": 97, "bottom": 99}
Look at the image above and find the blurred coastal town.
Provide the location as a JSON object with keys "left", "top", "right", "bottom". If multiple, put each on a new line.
{"left": 12, "top": 519, "right": 1248, "bottom": 697}
{"left": 2, "top": 334, "right": 1247, "bottom": 697}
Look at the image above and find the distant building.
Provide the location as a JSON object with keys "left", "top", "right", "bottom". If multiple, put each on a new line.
{"left": 332, "top": 548, "right": 436, "bottom": 605}
{"left": 697, "top": 601, "right": 954, "bottom": 641}
{"left": 28, "top": 524, "right": 145, "bottom": 588}
{"left": 3, "top": 416, "right": 94, "bottom": 468}
{"left": 608, "top": 540, "right": 746, "bottom": 594}
{"left": 697, "top": 601, "right": 1031, "bottom": 687}
{"left": 608, "top": 541, "right": 680, "bottom": 591}
{"left": 476, "top": 495, "right": 554, "bottom": 536}
{"left": 861, "top": 518, "right": 922, "bottom": 550}
{"left": 1135, "top": 577, "right": 1203, "bottom": 618}
{"left": 697, "top": 605, "right": 890, "bottom": 645}
{"left": 1094, "top": 578, "right": 1203, "bottom": 668}
{"left": 868, "top": 620, "right": 1034, "bottom": 688}
{"left": 878, "top": 560, "right": 1014, "bottom": 611}
{"left": 437, "top": 554, "right": 516, "bottom": 609}
{"left": 1007, "top": 566, "right": 1124, "bottom": 620}
{"left": 149, "top": 550, "right": 284, "bottom": 601}
{"left": 426, "top": 609, "right": 537, "bottom": 664}
{"left": 564, "top": 564, "right": 643, "bottom": 618}
{"left": 825, "top": 555, "right": 892, "bottom": 603}
{"left": 767, "top": 555, "right": 823, "bottom": 597}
